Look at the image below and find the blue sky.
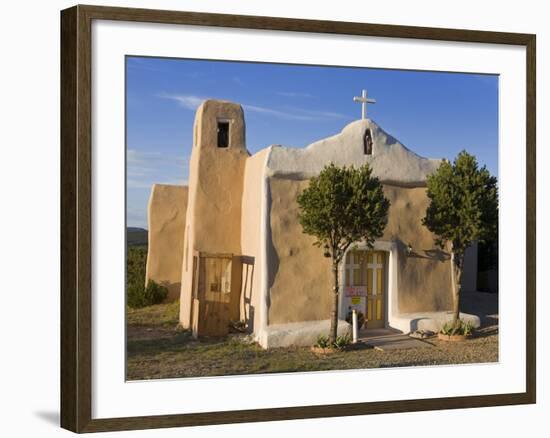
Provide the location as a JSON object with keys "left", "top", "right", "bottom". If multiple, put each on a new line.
{"left": 126, "top": 56, "right": 498, "bottom": 228}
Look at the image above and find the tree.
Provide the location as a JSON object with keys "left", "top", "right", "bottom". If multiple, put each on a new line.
{"left": 297, "top": 163, "right": 390, "bottom": 343}
{"left": 422, "top": 151, "right": 498, "bottom": 328}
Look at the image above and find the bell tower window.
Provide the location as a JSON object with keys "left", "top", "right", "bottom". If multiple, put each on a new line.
{"left": 364, "top": 128, "right": 373, "bottom": 155}
{"left": 217, "top": 120, "right": 230, "bottom": 148}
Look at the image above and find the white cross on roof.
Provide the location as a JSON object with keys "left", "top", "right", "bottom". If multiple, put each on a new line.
{"left": 353, "top": 89, "right": 376, "bottom": 119}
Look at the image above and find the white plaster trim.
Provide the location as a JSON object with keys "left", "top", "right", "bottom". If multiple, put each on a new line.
{"left": 266, "top": 119, "right": 441, "bottom": 186}
{"left": 259, "top": 319, "right": 351, "bottom": 349}
{"left": 391, "top": 312, "right": 481, "bottom": 333}
{"left": 339, "top": 240, "right": 399, "bottom": 326}
{"left": 255, "top": 146, "right": 274, "bottom": 345}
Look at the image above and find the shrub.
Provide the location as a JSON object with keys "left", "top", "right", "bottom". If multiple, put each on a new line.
{"left": 314, "top": 334, "right": 352, "bottom": 350}
{"left": 127, "top": 246, "right": 147, "bottom": 291}
{"left": 126, "top": 246, "right": 168, "bottom": 308}
{"left": 440, "top": 322, "right": 454, "bottom": 336}
{"left": 463, "top": 321, "right": 474, "bottom": 337}
{"left": 333, "top": 334, "right": 351, "bottom": 350}
{"left": 314, "top": 335, "right": 330, "bottom": 349}
{"left": 128, "top": 279, "right": 168, "bottom": 309}
{"left": 440, "top": 319, "right": 475, "bottom": 336}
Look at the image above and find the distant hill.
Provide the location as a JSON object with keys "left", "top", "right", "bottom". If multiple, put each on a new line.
{"left": 127, "top": 227, "right": 148, "bottom": 246}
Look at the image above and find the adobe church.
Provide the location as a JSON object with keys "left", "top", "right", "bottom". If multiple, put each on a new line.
{"left": 145, "top": 92, "right": 479, "bottom": 348}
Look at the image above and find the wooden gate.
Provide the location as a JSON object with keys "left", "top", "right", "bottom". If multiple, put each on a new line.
{"left": 191, "top": 252, "right": 241, "bottom": 337}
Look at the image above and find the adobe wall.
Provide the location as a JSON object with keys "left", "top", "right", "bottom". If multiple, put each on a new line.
{"left": 240, "top": 149, "right": 270, "bottom": 332}
{"left": 382, "top": 184, "right": 454, "bottom": 313}
{"left": 266, "top": 178, "right": 454, "bottom": 326}
{"left": 189, "top": 101, "right": 248, "bottom": 254}
{"left": 145, "top": 184, "right": 188, "bottom": 301}
{"left": 179, "top": 100, "right": 249, "bottom": 328}
{"left": 267, "top": 177, "right": 334, "bottom": 325}
{"left": 179, "top": 139, "right": 200, "bottom": 328}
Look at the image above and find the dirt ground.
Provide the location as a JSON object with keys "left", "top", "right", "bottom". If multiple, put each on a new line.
{"left": 126, "top": 291, "right": 499, "bottom": 380}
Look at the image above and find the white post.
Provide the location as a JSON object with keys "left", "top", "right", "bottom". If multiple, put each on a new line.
{"left": 352, "top": 309, "right": 358, "bottom": 344}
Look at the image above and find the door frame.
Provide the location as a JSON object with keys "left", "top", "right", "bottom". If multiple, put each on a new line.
{"left": 339, "top": 240, "right": 399, "bottom": 327}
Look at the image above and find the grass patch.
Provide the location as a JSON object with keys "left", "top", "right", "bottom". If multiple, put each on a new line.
{"left": 127, "top": 299, "right": 180, "bottom": 327}
{"left": 127, "top": 299, "right": 499, "bottom": 381}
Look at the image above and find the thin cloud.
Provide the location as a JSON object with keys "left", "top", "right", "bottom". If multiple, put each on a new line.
{"left": 285, "top": 106, "right": 347, "bottom": 120}
{"left": 243, "top": 104, "right": 316, "bottom": 121}
{"left": 276, "top": 91, "right": 315, "bottom": 98}
{"left": 157, "top": 93, "right": 205, "bottom": 110}
{"left": 127, "top": 149, "right": 189, "bottom": 189}
{"left": 158, "top": 93, "right": 346, "bottom": 121}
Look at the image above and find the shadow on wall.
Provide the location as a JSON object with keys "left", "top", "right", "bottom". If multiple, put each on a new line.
{"left": 396, "top": 239, "right": 450, "bottom": 264}
{"left": 240, "top": 256, "right": 256, "bottom": 333}
{"left": 396, "top": 239, "right": 452, "bottom": 268}
{"left": 396, "top": 239, "right": 453, "bottom": 312}
{"left": 265, "top": 184, "right": 277, "bottom": 321}
{"left": 408, "top": 247, "right": 450, "bottom": 262}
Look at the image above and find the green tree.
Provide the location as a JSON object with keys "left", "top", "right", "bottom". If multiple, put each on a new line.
{"left": 422, "top": 151, "right": 498, "bottom": 327}
{"left": 297, "top": 163, "right": 390, "bottom": 343}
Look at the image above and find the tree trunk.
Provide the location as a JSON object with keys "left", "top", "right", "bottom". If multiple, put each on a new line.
{"left": 329, "top": 262, "right": 340, "bottom": 343}
{"left": 450, "top": 251, "right": 464, "bottom": 328}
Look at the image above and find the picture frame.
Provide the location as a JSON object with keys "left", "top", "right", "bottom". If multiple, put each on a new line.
{"left": 60, "top": 4, "right": 536, "bottom": 433}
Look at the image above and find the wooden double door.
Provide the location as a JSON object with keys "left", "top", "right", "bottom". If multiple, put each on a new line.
{"left": 345, "top": 250, "right": 387, "bottom": 329}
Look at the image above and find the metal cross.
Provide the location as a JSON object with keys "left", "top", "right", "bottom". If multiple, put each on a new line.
{"left": 353, "top": 89, "right": 376, "bottom": 119}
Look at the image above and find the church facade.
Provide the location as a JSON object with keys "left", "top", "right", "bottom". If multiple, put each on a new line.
{"left": 145, "top": 99, "right": 479, "bottom": 348}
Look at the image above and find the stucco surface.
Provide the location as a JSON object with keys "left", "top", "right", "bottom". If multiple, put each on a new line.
{"left": 266, "top": 119, "right": 442, "bottom": 186}
{"left": 179, "top": 100, "right": 249, "bottom": 328}
{"left": 145, "top": 184, "right": 188, "bottom": 301}
{"left": 267, "top": 178, "right": 454, "bottom": 327}
{"left": 268, "top": 177, "right": 335, "bottom": 325}
{"left": 190, "top": 100, "right": 249, "bottom": 253}
{"left": 380, "top": 184, "right": 454, "bottom": 313}
{"left": 240, "top": 148, "right": 270, "bottom": 332}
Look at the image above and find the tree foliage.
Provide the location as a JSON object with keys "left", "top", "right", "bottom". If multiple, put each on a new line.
{"left": 297, "top": 163, "right": 390, "bottom": 264}
{"left": 422, "top": 151, "right": 498, "bottom": 256}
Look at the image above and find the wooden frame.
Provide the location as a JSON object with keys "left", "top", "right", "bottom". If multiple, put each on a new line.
{"left": 60, "top": 4, "right": 536, "bottom": 433}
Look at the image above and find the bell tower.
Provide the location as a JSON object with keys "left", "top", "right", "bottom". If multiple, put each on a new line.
{"left": 179, "top": 100, "right": 249, "bottom": 328}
